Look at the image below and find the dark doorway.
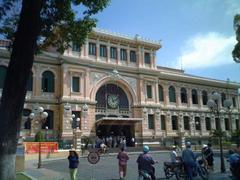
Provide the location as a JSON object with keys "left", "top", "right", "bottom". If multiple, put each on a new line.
{"left": 96, "top": 125, "right": 134, "bottom": 146}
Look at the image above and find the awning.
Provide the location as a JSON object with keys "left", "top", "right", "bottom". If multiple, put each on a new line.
{"left": 96, "top": 117, "right": 143, "bottom": 125}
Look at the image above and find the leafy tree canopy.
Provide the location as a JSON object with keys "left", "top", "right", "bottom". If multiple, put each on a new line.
{"left": 0, "top": 0, "right": 110, "bottom": 53}
{"left": 211, "top": 129, "right": 226, "bottom": 138}
{"left": 233, "top": 14, "right": 240, "bottom": 63}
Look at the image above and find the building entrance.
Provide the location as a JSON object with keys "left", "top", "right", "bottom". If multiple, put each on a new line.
{"left": 96, "top": 125, "right": 134, "bottom": 146}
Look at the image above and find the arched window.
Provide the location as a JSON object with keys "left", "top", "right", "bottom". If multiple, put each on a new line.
{"left": 192, "top": 89, "right": 198, "bottom": 104}
{"left": 221, "top": 93, "right": 226, "bottom": 107}
{"left": 181, "top": 88, "right": 187, "bottom": 103}
{"left": 158, "top": 85, "right": 164, "bottom": 102}
{"left": 27, "top": 71, "right": 33, "bottom": 91}
{"left": 169, "top": 86, "right": 176, "bottom": 103}
{"left": 0, "top": 65, "right": 7, "bottom": 89}
{"left": 202, "top": 90, "right": 208, "bottom": 105}
{"left": 23, "top": 109, "right": 31, "bottom": 129}
{"left": 42, "top": 71, "right": 55, "bottom": 92}
{"left": 42, "top": 110, "right": 54, "bottom": 129}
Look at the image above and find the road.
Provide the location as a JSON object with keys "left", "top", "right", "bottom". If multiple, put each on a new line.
{"left": 31, "top": 151, "right": 231, "bottom": 180}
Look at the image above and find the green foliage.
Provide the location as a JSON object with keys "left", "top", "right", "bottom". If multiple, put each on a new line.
{"left": 210, "top": 129, "right": 226, "bottom": 138}
{"left": 231, "top": 130, "right": 240, "bottom": 147}
{"left": 34, "top": 131, "right": 45, "bottom": 142}
{"left": 0, "top": 0, "right": 110, "bottom": 53}
{"left": 233, "top": 14, "right": 240, "bottom": 63}
{"left": 81, "top": 136, "right": 92, "bottom": 149}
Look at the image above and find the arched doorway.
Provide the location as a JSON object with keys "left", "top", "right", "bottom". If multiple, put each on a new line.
{"left": 95, "top": 83, "right": 138, "bottom": 146}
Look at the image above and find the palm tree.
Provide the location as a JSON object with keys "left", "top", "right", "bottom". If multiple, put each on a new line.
{"left": 211, "top": 129, "right": 226, "bottom": 173}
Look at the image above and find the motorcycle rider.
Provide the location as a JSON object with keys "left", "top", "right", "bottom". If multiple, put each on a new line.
{"left": 170, "top": 145, "right": 178, "bottom": 163}
{"left": 228, "top": 149, "right": 240, "bottom": 179}
{"left": 137, "top": 145, "right": 157, "bottom": 180}
{"left": 182, "top": 142, "right": 196, "bottom": 180}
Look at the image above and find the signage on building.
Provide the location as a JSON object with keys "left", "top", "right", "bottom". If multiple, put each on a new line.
{"left": 87, "top": 151, "right": 100, "bottom": 164}
{"left": 24, "top": 142, "right": 58, "bottom": 154}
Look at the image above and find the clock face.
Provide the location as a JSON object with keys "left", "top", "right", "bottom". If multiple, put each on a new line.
{"left": 107, "top": 94, "right": 119, "bottom": 109}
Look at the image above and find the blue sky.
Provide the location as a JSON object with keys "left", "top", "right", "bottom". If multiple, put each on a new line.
{"left": 93, "top": 0, "right": 240, "bottom": 83}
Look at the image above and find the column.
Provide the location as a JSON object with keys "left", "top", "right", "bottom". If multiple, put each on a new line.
{"left": 107, "top": 41, "right": 110, "bottom": 63}
{"left": 96, "top": 38, "right": 100, "bottom": 61}
{"left": 140, "top": 47, "right": 144, "bottom": 67}
{"left": 176, "top": 87, "right": 181, "bottom": 107}
{"left": 127, "top": 45, "right": 130, "bottom": 65}
{"left": 198, "top": 90, "right": 203, "bottom": 109}
{"left": 152, "top": 51, "right": 156, "bottom": 69}
{"left": 117, "top": 43, "right": 120, "bottom": 65}
{"left": 190, "top": 114, "right": 195, "bottom": 136}
{"left": 187, "top": 88, "right": 192, "bottom": 107}
{"left": 137, "top": 46, "right": 141, "bottom": 68}
{"left": 84, "top": 69, "right": 90, "bottom": 100}
{"left": 34, "top": 65, "right": 41, "bottom": 96}
{"left": 150, "top": 50, "right": 154, "bottom": 69}
{"left": 200, "top": 115, "right": 205, "bottom": 135}
{"left": 211, "top": 115, "right": 216, "bottom": 130}
{"left": 220, "top": 115, "right": 225, "bottom": 131}
{"left": 61, "top": 104, "right": 74, "bottom": 139}
{"left": 155, "top": 82, "right": 159, "bottom": 103}
{"left": 84, "top": 37, "right": 88, "bottom": 57}
{"left": 166, "top": 112, "right": 171, "bottom": 135}
{"left": 164, "top": 85, "right": 169, "bottom": 106}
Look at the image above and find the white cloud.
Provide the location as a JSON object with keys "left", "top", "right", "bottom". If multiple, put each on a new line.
{"left": 225, "top": 0, "right": 240, "bottom": 16}
{"left": 176, "top": 32, "right": 236, "bottom": 69}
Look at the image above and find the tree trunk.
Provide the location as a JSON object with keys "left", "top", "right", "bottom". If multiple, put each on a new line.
{"left": 0, "top": 0, "right": 42, "bottom": 179}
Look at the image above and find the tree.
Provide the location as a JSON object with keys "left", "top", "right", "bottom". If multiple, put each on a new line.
{"left": 231, "top": 129, "right": 240, "bottom": 147}
{"left": 0, "top": 0, "right": 110, "bottom": 179}
{"left": 211, "top": 129, "right": 226, "bottom": 173}
{"left": 232, "top": 14, "right": 240, "bottom": 63}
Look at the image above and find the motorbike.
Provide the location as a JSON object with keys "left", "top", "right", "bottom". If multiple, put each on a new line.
{"left": 175, "top": 157, "right": 208, "bottom": 180}
{"left": 163, "top": 161, "right": 182, "bottom": 179}
{"left": 164, "top": 156, "right": 208, "bottom": 180}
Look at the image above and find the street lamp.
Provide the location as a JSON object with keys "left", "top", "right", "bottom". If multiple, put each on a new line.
{"left": 29, "top": 105, "right": 48, "bottom": 169}
{"left": 223, "top": 99, "right": 233, "bottom": 133}
{"left": 190, "top": 120, "right": 199, "bottom": 150}
{"left": 207, "top": 92, "right": 226, "bottom": 173}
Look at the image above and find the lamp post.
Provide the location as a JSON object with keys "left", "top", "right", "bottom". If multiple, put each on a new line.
{"left": 69, "top": 112, "right": 81, "bottom": 150}
{"left": 190, "top": 120, "right": 199, "bottom": 150}
{"left": 223, "top": 99, "right": 233, "bottom": 133}
{"left": 29, "top": 105, "right": 48, "bottom": 169}
{"left": 207, "top": 92, "right": 226, "bottom": 173}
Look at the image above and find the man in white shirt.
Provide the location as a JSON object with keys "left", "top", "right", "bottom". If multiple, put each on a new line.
{"left": 170, "top": 146, "right": 178, "bottom": 163}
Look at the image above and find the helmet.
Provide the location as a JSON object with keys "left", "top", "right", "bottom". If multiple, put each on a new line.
{"left": 186, "top": 142, "right": 191, "bottom": 148}
{"left": 172, "top": 145, "right": 176, "bottom": 150}
{"left": 202, "top": 144, "right": 207, "bottom": 149}
{"left": 143, "top": 145, "right": 149, "bottom": 153}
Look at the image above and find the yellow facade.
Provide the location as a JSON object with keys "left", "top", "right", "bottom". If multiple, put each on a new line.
{"left": 0, "top": 29, "right": 240, "bottom": 147}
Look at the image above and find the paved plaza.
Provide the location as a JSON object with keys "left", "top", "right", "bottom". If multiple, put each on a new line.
{"left": 25, "top": 151, "right": 232, "bottom": 180}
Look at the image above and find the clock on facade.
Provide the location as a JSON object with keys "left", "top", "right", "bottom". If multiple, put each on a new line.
{"left": 107, "top": 94, "right": 119, "bottom": 109}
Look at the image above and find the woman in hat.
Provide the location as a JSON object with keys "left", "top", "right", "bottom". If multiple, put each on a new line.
{"left": 68, "top": 149, "right": 79, "bottom": 180}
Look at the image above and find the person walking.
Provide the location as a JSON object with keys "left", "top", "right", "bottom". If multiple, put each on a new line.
{"left": 182, "top": 142, "right": 196, "bottom": 180}
{"left": 137, "top": 145, "right": 157, "bottom": 180}
{"left": 117, "top": 147, "right": 129, "bottom": 180}
{"left": 68, "top": 149, "right": 79, "bottom": 180}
